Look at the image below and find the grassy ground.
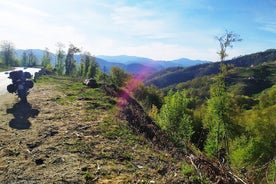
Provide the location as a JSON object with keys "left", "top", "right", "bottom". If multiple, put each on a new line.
{"left": 0, "top": 75, "right": 203, "bottom": 183}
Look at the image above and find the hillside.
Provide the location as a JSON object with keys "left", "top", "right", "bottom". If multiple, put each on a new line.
{"left": 0, "top": 75, "right": 244, "bottom": 183}
{"left": 164, "top": 61, "right": 276, "bottom": 101}
{"left": 145, "top": 49, "right": 276, "bottom": 88}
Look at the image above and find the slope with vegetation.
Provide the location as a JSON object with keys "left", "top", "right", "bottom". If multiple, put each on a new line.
{"left": 145, "top": 49, "right": 276, "bottom": 89}
{"left": 139, "top": 32, "right": 275, "bottom": 183}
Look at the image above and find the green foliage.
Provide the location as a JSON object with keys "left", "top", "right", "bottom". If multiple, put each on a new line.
{"left": 230, "top": 95, "right": 257, "bottom": 112}
{"left": 0, "top": 40, "right": 18, "bottom": 67}
{"left": 203, "top": 30, "right": 242, "bottom": 158}
{"left": 21, "top": 51, "right": 28, "bottom": 67}
{"left": 230, "top": 104, "right": 276, "bottom": 183}
{"left": 231, "top": 105, "right": 276, "bottom": 167}
{"left": 175, "top": 75, "right": 212, "bottom": 102}
{"left": 45, "top": 63, "right": 53, "bottom": 71}
{"left": 110, "top": 66, "right": 129, "bottom": 87}
{"left": 181, "top": 162, "right": 196, "bottom": 176}
{"left": 258, "top": 85, "right": 276, "bottom": 109}
{"left": 41, "top": 48, "right": 52, "bottom": 68}
{"left": 78, "top": 61, "right": 85, "bottom": 77}
{"left": 87, "top": 57, "right": 98, "bottom": 78}
{"left": 55, "top": 43, "right": 66, "bottom": 75}
{"left": 65, "top": 44, "right": 80, "bottom": 76}
{"left": 95, "top": 69, "right": 109, "bottom": 84}
{"left": 203, "top": 75, "right": 231, "bottom": 157}
{"left": 148, "top": 104, "right": 159, "bottom": 121}
{"left": 78, "top": 52, "right": 99, "bottom": 78}
{"left": 133, "top": 83, "right": 163, "bottom": 111}
{"left": 266, "top": 160, "right": 276, "bottom": 184}
{"left": 157, "top": 90, "right": 193, "bottom": 146}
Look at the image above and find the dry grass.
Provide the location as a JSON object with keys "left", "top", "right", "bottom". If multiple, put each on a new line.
{"left": 0, "top": 75, "right": 193, "bottom": 183}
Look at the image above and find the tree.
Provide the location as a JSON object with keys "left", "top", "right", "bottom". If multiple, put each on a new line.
{"left": 55, "top": 42, "right": 65, "bottom": 75}
{"left": 203, "top": 77, "right": 230, "bottom": 157}
{"left": 21, "top": 51, "right": 28, "bottom": 67}
{"left": 0, "top": 40, "right": 17, "bottom": 66}
{"left": 133, "top": 83, "right": 163, "bottom": 111}
{"left": 65, "top": 44, "right": 80, "bottom": 76}
{"left": 204, "top": 30, "right": 241, "bottom": 158}
{"left": 110, "top": 66, "right": 129, "bottom": 87}
{"left": 157, "top": 90, "right": 193, "bottom": 147}
{"left": 27, "top": 50, "right": 38, "bottom": 66}
{"left": 87, "top": 57, "right": 98, "bottom": 79}
{"left": 80, "top": 52, "right": 98, "bottom": 78}
{"left": 78, "top": 61, "right": 85, "bottom": 77}
{"left": 41, "top": 48, "right": 52, "bottom": 68}
{"left": 230, "top": 105, "right": 276, "bottom": 183}
{"left": 216, "top": 30, "right": 242, "bottom": 63}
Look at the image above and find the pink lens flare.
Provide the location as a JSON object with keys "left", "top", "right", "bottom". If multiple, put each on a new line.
{"left": 116, "top": 63, "right": 156, "bottom": 109}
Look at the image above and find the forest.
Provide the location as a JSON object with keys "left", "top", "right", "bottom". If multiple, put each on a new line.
{"left": 0, "top": 32, "right": 275, "bottom": 183}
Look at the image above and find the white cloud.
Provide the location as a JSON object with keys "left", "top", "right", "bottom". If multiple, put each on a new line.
{"left": 111, "top": 5, "right": 175, "bottom": 40}
{"left": 259, "top": 20, "right": 276, "bottom": 34}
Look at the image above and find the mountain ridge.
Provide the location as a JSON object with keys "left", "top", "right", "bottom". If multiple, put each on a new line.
{"left": 144, "top": 49, "right": 276, "bottom": 88}
{"left": 14, "top": 49, "right": 209, "bottom": 74}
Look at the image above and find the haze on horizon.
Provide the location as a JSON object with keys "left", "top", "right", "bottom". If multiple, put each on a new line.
{"left": 0, "top": 0, "right": 275, "bottom": 61}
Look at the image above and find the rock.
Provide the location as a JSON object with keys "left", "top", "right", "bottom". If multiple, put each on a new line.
{"left": 35, "top": 158, "right": 44, "bottom": 165}
{"left": 52, "top": 157, "right": 64, "bottom": 164}
{"left": 83, "top": 78, "right": 97, "bottom": 88}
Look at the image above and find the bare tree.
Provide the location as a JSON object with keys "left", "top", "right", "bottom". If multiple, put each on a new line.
{"left": 216, "top": 30, "right": 242, "bottom": 63}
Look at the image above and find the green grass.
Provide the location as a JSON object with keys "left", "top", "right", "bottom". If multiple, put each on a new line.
{"left": 34, "top": 74, "right": 207, "bottom": 183}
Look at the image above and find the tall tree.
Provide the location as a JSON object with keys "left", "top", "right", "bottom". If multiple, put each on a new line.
{"left": 65, "top": 44, "right": 80, "bottom": 76}
{"left": 0, "top": 40, "right": 17, "bottom": 66}
{"left": 204, "top": 30, "right": 241, "bottom": 158}
{"left": 27, "top": 50, "right": 38, "bottom": 66}
{"left": 79, "top": 52, "right": 98, "bottom": 78}
{"left": 55, "top": 42, "right": 65, "bottom": 75}
{"left": 21, "top": 51, "right": 28, "bottom": 67}
{"left": 87, "top": 56, "right": 98, "bottom": 78}
{"left": 41, "top": 48, "right": 52, "bottom": 68}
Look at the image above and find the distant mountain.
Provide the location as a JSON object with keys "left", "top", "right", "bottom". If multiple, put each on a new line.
{"left": 96, "top": 55, "right": 154, "bottom": 64}
{"left": 95, "top": 57, "right": 125, "bottom": 73}
{"left": 144, "top": 49, "right": 276, "bottom": 89}
{"left": 14, "top": 49, "right": 210, "bottom": 74}
{"left": 96, "top": 55, "right": 209, "bottom": 74}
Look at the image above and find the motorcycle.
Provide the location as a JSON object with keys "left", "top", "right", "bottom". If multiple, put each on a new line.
{"left": 7, "top": 70, "right": 34, "bottom": 103}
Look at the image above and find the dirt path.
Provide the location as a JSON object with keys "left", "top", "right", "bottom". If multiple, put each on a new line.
{"left": 0, "top": 85, "right": 96, "bottom": 183}
{"left": 0, "top": 82, "right": 184, "bottom": 183}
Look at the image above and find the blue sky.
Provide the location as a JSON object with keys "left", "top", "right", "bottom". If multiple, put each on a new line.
{"left": 0, "top": 0, "right": 275, "bottom": 61}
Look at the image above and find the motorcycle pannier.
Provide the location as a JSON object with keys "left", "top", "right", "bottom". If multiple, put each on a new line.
{"left": 26, "top": 80, "right": 34, "bottom": 88}
{"left": 7, "top": 84, "right": 16, "bottom": 93}
{"left": 9, "top": 70, "right": 23, "bottom": 80}
{"left": 24, "top": 72, "right": 32, "bottom": 79}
